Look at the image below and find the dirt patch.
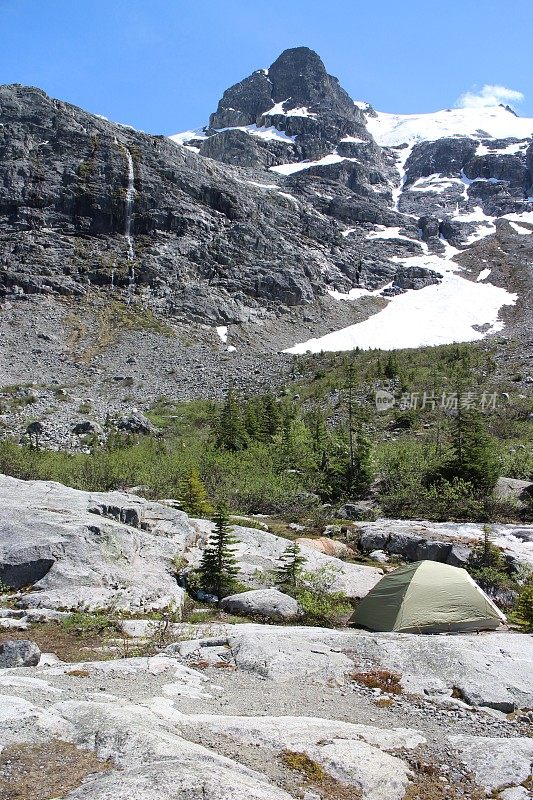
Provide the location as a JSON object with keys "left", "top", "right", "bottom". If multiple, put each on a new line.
{"left": 280, "top": 749, "right": 362, "bottom": 800}
{"left": 403, "top": 753, "right": 485, "bottom": 800}
{"left": 0, "top": 623, "right": 109, "bottom": 663}
{"left": 0, "top": 739, "right": 113, "bottom": 800}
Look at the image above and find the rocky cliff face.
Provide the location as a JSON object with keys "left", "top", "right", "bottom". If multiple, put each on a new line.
{"left": 0, "top": 46, "right": 532, "bottom": 336}
{"left": 0, "top": 79, "right": 373, "bottom": 324}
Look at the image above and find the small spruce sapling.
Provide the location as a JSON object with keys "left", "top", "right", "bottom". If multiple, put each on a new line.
{"left": 275, "top": 542, "right": 306, "bottom": 590}
{"left": 179, "top": 468, "right": 212, "bottom": 517}
{"left": 197, "top": 505, "right": 241, "bottom": 600}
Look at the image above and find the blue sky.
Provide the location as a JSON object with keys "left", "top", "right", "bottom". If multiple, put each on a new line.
{"left": 1, "top": 0, "right": 532, "bottom": 134}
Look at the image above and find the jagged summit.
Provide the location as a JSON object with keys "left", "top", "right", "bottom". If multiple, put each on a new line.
{"left": 267, "top": 46, "right": 355, "bottom": 117}
{"left": 209, "top": 46, "right": 360, "bottom": 131}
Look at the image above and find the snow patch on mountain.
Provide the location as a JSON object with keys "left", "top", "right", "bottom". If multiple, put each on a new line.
{"left": 410, "top": 175, "right": 465, "bottom": 193}
{"left": 218, "top": 124, "right": 296, "bottom": 142}
{"left": 391, "top": 144, "right": 415, "bottom": 210}
{"left": 271, "top": 153, "right": 347, "bottom": 175}
{"left": 509, "top": 221, "right": 532, "bottom": 235}
{"left": 476, "top": 140, "right": 529, "bottom": 156}
{"left": 169, "top": 129, "right": 209, "bottom": 145}
{"left": 285, "top": 249, "right": 517, "bottom": 353}
{"left": 365, "top": 226, "right": 419, "bottom": 244}
{"left": 170, "top": 123, "right": 296, "bottom": 146}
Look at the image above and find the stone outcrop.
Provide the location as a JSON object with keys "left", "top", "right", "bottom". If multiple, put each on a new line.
{"left": 0, "top": 473, "right": 196, "bottom": 611}
{"left": 1, "top": 638, "right": 530, "bottom": 798}
{"left": 296, "top": 536, "right": 352, "bottom": 559}
{"left": 0, "top": 82, "right": 367, "bottom": 323}
{"left": 174, "top": 623, "right": 533, "bottom": 711}
{"left": 354, "top": 519, "right": 533, "bottom": 568}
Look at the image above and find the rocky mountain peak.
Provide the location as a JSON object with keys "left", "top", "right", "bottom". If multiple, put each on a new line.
{"left": 208, "top": 46, "right": 360, "bottom": 131}
{"left": 267, "top": 46, "right": 356, "bottom": 118}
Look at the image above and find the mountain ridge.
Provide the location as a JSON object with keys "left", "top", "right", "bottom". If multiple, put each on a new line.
{"left": 0, "top": 46, "right": 532, "bottom": 356}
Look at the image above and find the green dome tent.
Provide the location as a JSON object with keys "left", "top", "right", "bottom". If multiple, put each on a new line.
{"left": 350, "top": 560, "right": 506, "bottom": 633}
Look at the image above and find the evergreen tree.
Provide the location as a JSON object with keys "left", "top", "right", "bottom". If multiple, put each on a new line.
{"left": 384, "top": 353, "right": 398, "bottom": 379}
{"left": 349, "top": 429, "right": 373, "bottom": 496}
{"left": 515, "top": 583, "right": 533, "bottom": 631}
{"left": 307, "top": 409, "right": 327, "bottom": 454}
{"left": 438, "top": 409, "right": 499, "bottom": 493}
{"left": 179, "top": 468, "right": 212, "bottom": 517}
{"left": 319, "top": 429, "right": 373, "bottom": 501}
{"left": 277, "top": 417, "right": 316, "bottom": 472}
{"left": 215, "top": 388, "right": 248, "bottom": 452}
{"left": 468, "top": 526, "right": 505, "bottom": 571}
{"left": 243, "top": 398, "right": 261, "bottom": 441}
{"left": 340, "top": 365, "right": 374, "bottom": 498}
{"left": 275, "top": 542, "right": 306, "bottom": 590}
{"left": 260, "top": 393, "right": 282, "bottom": 441}
{"left": 197, "top": 505, "right": 241, "bottom": 600}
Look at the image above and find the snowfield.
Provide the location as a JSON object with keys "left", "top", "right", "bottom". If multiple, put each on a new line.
{"left": 285, "top": 249, "right": 517, "bottom": 354}
{"left": 365, "top": 104, "right": 533, "bottom": 146}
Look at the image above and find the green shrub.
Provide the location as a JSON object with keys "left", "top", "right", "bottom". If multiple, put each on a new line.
{"left": 513, "top": 584, "right": 533, "bottom": 631}
{"left": 294, "top": 587, "right": 352, "bottom": 627}
{"left": 61, "top": 612, "right": 115, "bottom": 635}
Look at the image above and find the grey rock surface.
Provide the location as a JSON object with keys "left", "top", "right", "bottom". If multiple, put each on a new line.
{"left": 494, "top": 476, "right": 533, "bottom": 506}
{"left": 0, "top": 631, "right": 531, "bottom": 799}
{"left": 0, "top": 639, "right": 40, "bottom": 668}
{"left": 0, "top": 473, "right": 197, "bottom": 611}
{"left": 355, "top": 519, "right": 533, "bottom": 567}
{"left": 115, "top": 409, "right": 159, "bottom": 435}
{"left": 296, "top": 536, "right": 352, "bottom": 559}
{"left": 220, "top": 589, "right": 299, "bottom": 621}
{"left": 177, "top": 624, "right": 533, "bottom": 711}
{"left": 448, "top": 734, "right": 533, "bottom": 792}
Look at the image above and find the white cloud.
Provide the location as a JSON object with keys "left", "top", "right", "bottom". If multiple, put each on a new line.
{"left": 457, "top": 84, "right": 524, "bottom": 109}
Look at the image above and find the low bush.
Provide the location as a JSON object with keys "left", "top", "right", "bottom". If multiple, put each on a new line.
{"left": 350, "top": 668, "right": 403, "bottom": 694}
{"left": 61, "top": 612, "right": 115, "bottom": 636}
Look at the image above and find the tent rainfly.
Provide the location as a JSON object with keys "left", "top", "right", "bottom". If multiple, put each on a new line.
{"left": 350, "top": 560, "right": 506, "bottom": 633}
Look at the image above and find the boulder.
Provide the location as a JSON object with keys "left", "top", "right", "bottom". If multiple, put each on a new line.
{"left": 358, "top": 531, "right": 389, "bottom": 552}
{"left": 72, "top": 420, "right": 103, "bottom": 435}
{"left": 386, "top": 533, "right": 421, "bottom": 561}
{"left": 0, "top": 474, "right": 196, "bottom": 612}
{"left": 445, "top": 544, "right": 472, "bottom": 567}
{"left": 415, "top": 540, "right": 452, "bottom": 562}
{"left": 220, "top": 589, "right": 299, "bottom": 621}
{"left": 0, "top": 639, "right": 41, "bottom": 668}
{"left": 392, "top": 265, "right": 442, "bottom": 291}
{"left": 296, "top": 537, "right": 351, "bottom": 559}
{"left": 115, "top": 410, "right": 159, "bottom": 435}
{"left": 368, "top": 549, "right": 389, "bottom": 563}
{"left": 448, "top": 735, "right": 533, "bottom": 793}
{"left": 494, "top": 477, "right": 533, "bottom": 507}
{"left": 336, "top": 501, "right": 378, "bottom": 521}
